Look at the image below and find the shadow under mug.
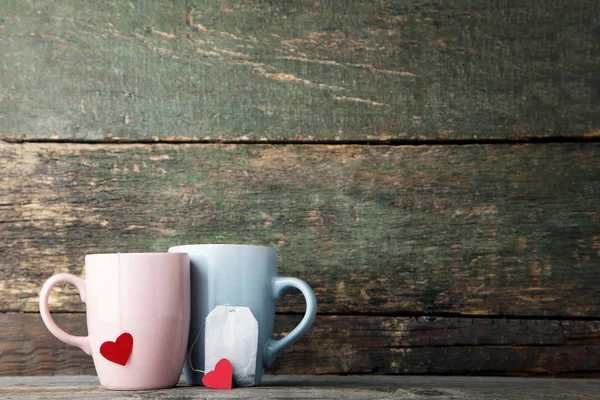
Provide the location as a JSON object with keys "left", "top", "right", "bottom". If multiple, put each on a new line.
{"left": 168, "top": 244, "right": 317, "bottom": 386}
{"left": 39, "top": 252, "right": 190, "bottom": 390}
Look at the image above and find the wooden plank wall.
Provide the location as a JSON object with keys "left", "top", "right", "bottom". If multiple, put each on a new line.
{"left": 1, "top": 0, "right": 599, "bottom": 376}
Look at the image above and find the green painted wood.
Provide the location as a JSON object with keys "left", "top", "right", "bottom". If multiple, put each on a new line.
{"left": 1, "top": 142, "right": 599, "bottom": 316}
{"left": 2, "top": 313, "right": 599, "bottom": 376}
{"left": 1, "top": 0, "right": 598, "bottom": 141}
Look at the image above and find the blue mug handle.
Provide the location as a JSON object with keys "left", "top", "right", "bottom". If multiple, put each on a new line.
{"left": 263, "top": 277, "right": 317, "bottom": 367}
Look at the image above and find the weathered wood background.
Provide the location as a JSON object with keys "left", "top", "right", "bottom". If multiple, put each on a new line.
{"left": 1, "top": 0, "right": 599, "bottom": 376}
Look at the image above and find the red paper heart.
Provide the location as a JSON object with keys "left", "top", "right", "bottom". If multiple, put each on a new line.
{"left": 202, "top": 358, "right": 233, "bottom": 390}
{"left": 100, "top": 333, "right": 133, "bottom": 366}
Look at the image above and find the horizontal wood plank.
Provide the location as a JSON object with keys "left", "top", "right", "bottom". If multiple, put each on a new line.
{"left": 2, "top": 376, "right": 600, "bottom": 400}
{"left": 1, "top": 0, "right": 598, "bottom": 141}
{"left": 2, "top": 313, "right": 599, "bottom": 376}
{"left": 1, "top": 142, "right": 599, "bottom": 316}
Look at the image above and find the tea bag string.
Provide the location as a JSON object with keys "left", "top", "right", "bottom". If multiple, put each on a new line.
{"left": 118, "top": 253, "right": 123, "bottom": 331}
{"left": 187, "top": 319, "right": 206, "bottom": 373}
{"left": 188, "top": 304, "right": 236, "bottom": 373}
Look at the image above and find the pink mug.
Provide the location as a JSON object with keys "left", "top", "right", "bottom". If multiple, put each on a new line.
{"left": 39, "top": 253, "right": 190, "bottom": 390}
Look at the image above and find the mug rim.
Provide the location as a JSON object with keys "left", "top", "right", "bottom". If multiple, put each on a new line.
{"left": 168, "top": 244, "right": 276, "bottom": 251}
{"left": 85, "top": 252, "right": 186, "bottom": 259}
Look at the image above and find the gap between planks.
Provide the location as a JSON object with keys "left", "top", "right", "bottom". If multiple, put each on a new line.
{"left": 2, "top": 135, "right": 600, "bottom": 146}
{"left": 7, "top": 311, "right": 600, "bottom": 322}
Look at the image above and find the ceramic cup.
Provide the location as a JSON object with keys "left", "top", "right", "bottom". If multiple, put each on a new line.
{"left": 168, "top": 244, "right": 317, "bottom": 386}
{"left": 39, "top": 253, "right": 190, "bottom": 390}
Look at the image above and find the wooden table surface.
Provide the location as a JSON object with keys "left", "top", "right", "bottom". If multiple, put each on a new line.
{"left": 1, "top": 375, "right": 599, "bottom": 400}
{"left": 1, "top": 0, "right": 599, "bottom": 380}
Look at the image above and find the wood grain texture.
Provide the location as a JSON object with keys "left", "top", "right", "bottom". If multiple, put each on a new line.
{"left": 1, "top": 0, "right": 598, "bottom": 142}
{"left": 1, "top": 142, "right": 599, "bottom": 316}
{"left": 2, "top": 313, "right": 599, "bottom": 376}
{"left": 0, "top": 144, "right": 600, "bottom": 317}
{"left": 0, "top": 313, "right": 92, "bottom": 376}
{"left": 2, "top": 376, "right": 600, "bottom": 400}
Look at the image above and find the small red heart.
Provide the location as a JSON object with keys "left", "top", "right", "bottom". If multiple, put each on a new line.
{"left": 100, "top": 333, "right": 133, "bottom": 366}
{"left": 202, "top": 358, "right": 233, "bottom": 390}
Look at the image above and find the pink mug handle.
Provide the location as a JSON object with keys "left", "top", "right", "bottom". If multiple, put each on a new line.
{"left": 39, "top": 273, "right": 91, "bottom": 354}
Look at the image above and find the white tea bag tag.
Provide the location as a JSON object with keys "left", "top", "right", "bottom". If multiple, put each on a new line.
{"left": 205, "top": 305, "right": 258, "bottom": 387}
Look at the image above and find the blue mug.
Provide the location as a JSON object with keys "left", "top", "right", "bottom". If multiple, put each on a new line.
{"left": 168, "top": 244, "right": 317, "bottom": 386}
